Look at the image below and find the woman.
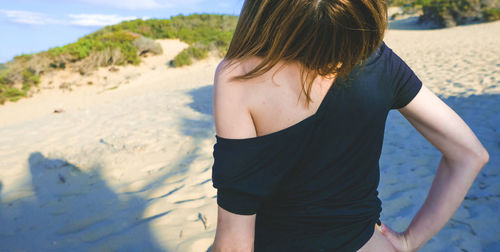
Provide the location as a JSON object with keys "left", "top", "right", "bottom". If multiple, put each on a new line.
{"left": 210, "top": 0, "right": 489, "bottom": 251}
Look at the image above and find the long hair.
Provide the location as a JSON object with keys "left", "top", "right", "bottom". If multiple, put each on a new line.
{"left": 222, "top": 0, "right": 388, "bottom": 108}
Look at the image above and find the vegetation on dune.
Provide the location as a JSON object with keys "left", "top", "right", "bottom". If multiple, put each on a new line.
{"left": 482, "top": 7, "right": 500, "bottom": 21}
{"left": 171, "top": 45, "right": 210, "bottom": 67}
{"left": 390, "top": 0, "right": 500, "bottom": 27}
{"left": 0, "top": 13, "right": 238, "bottom": 105}
{"left": 48, "top": 30, "right": 142, "bottom": 65}
{"left": 22, "top": 68, "right": 40, "bottom": 92}
{"left": 105, "top": 14, "right": 237, "bottom": 66}
{"left": 417, "top": 0, "right": 499, "bottom": 27}
{"left": 2, "top": 7, "right": 497, "bottom": 104}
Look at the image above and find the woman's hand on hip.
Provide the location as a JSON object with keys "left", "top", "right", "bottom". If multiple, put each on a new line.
{"left": 379, "top": 223, "right": 415, "bottom": 252}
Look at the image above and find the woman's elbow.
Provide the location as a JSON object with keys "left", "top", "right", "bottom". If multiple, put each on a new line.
{"left": 447, "top": 147, "right": 490, "bottom": 172}
{"left": 477, "top": 148, "right": 490, "bottom": 167}
{"left": 467, "top": 147, "right": 490, "bottom": 167}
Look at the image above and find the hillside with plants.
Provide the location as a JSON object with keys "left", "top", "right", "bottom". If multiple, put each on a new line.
{"left": 1, "top": 3, "right": 499, "bottom": 105}
{"left": 0, "top": 14, "right": 238, "bottom": 105}
{"left": 388, "top": 0, "right": 499, "bottom": 27}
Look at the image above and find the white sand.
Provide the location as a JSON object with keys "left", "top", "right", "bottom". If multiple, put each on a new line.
{"left": 0, "top": 20, "right": 499, "bottom": 251}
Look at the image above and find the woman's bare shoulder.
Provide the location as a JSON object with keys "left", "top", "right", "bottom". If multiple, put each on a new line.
{"left": 215, "top": 57, "right": 264, "bottom": 82}
{"left": 213, "top": 58, "right": 259, "bottom": 139}
{"left": 214, "top": 59, "right": 250, "bottom": 95}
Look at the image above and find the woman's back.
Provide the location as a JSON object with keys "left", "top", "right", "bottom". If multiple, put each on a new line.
{"left": 211, "top": 41, "right": 421, "bottom": 251}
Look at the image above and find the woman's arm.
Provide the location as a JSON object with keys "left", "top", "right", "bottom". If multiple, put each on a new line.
{"left": 212, "top": 207, "right": 256, "bottom": 252}
{"left": 210, "top": 60, "right": 258, "bottom": 251}
{"left": 381, "top": 83, "right": 489, "bottom": 251}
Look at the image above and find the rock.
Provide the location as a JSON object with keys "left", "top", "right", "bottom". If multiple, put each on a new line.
{"left": 109, "top": 66, "right": 119, "bottom": 72}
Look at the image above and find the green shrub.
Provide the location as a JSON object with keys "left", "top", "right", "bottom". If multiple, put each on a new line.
{"left": 171, "top": 50, "right": 192, "bottom": 67}
{"left": 48, "top": 31, "right": 138, "bottom": 60}
{"left": 416, "top": 0, "right": 487, "bottom": 27}
{"left": 189, "top": 46, "right": 209, "bottom": 59}
{"left": 21, "top": 68, "right": 40, "bottom": 91}
{"left": 0, "top": 69, "right": 12, "bottom": 85}
{"left": 13, "top": 54, "right": 33, "bottom": 62}
{"left": 388, "top": 0, "right": 416, "bottom": 6}
{"left": 482, "top": 8, "right": 500, "bottom": 21}
{"left": 3, "top": 87, "right": 26, "bottom": 102}
{"left": 118, "top": 43, "right": 140, "bottom": 65}
{"left": 171, "top": 45, "right": 210, "bottom": 67}
{"left": 22, "top": 83, "right": 30, "bottom": 91}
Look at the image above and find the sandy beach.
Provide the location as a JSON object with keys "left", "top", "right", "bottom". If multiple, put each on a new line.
{"left": 0, "top": 19, "right": 499, "bottom": 251}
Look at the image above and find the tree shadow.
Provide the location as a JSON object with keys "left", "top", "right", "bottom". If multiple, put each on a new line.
{"left": 0, "top": 152, "right": 169, "bottom": 251}
{"left": 388, "top": 16, "right": 441, "bottom": 30}
{"left": 180, "top": 84, "right": 216, "bottom": 174}
{"left": 388, "top": 16, "right": 498, "bottom": 31}
{"left": 186, "top": 85, "right": 213, "bottom": 117}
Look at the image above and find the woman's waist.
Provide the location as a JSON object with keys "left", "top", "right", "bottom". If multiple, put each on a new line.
{"left": 260, "top": 194, "right": 381, "bottom": 219}
{"left": 255, "top": 209, "right": 381, "bottom": 250}
{"left": 256, "top": 201, "right": 381, "bottom": 235}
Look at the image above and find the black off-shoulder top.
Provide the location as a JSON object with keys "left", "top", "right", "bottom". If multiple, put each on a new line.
{"left": 211, "top": 41, "right": 423, "bottom": 251}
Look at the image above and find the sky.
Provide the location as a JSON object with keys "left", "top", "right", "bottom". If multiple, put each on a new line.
{"left": 0, "top": 0, "right": 245, "bottom": 63}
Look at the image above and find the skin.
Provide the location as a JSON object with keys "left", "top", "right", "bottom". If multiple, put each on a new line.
{"left": 210, "top": 59, "right": 489, "bottom": 252}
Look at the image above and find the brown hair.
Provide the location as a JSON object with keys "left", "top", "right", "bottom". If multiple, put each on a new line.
{"left": 222, "top": 0, "right": 388, "bottom": 108}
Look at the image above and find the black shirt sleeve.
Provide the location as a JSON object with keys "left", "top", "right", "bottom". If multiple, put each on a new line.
{"left": 387, "top": 46, "right": 423, "bottom": 110}
{"left": 211, "top": 136, "right": 302, "bottom": 215}
{"left": 216, "top": 188, "right": 261, "bottom": 215}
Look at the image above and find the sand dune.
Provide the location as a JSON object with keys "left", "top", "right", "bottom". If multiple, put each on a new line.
{"left": 0, "top": 20, "right": 499, "bottom": 251}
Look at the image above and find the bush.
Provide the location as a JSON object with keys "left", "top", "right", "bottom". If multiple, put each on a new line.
{"left": 0, "top": 69, "right": 12, "bottom": 85}
{"left": 132, "top": 37, "right": 163, "bottom": 55}
{"left": 3, "top": 87, "right": 26, "bottom": 102}
{"left": 117, "top": 43, "right": 140, "bottom": 65}
{"left": 482, "top": 7, "right": 500, "bottom": 21}
{"left": 47, "top": 31, "right": 139, "bottom": 60}
{"left": 415, "top": 0, "right": 497, "bottom": 27}
{"left": 171, "top": 50, "right": 192, "bottom": 67}
{"left": 13, "top": 54, "right": 33, "bottom": 62}
{"left": 21, "top": 68, "right": 40, "bottom": 91}
{"left": 171, "top": 45, "right": 209, "bottom": 67}
{"left": 388, "top": 0, "right": 415, "bottom": 6}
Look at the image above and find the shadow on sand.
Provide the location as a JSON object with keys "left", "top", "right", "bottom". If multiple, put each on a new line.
{"left": 388, "top": 16, "right": 441, "bottom": 30}
{"left": 0, "top": 152, "right": 171, "bottom": 251}
{"left": 388, "top": 15, "right": 495, "bottom": 31}
{"left": 0, "top": 85, "right": 225, "bottom": 251}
